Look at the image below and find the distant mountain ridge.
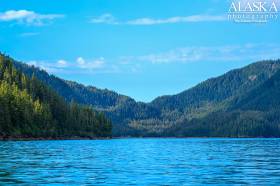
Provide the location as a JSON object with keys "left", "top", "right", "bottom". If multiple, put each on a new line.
{"left": 11, "top": 55, "right": 280, "bottom": 137}
{"left": 13, "top": 61, "right": 132, "bottom": 109}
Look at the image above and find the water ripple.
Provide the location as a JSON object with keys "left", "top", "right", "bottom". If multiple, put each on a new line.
{"left": 0, "top": 138, "right": 280, "bottom": 185}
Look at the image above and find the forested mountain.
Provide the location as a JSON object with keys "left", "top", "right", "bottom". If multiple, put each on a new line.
{"left": 0, "top": 54, "right": 112, "bottom": 139}
{"left": 172, "top": 69, "right": 280, "bottom": 137}
{"left": 9, "top": 53, "right": 280, "bottom": 137}
{"left": 138, "top": 60, "right": 280, "bottom": 136}
{"left": 13, "top": 58, "right": 158, "bottom": 135}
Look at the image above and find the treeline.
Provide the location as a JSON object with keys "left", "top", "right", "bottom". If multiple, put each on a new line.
{"left": 167, "top": 110, "right": 280, "bottom": 137}
{"left": 0, "top": 54, "right": 112, "bottom": 139}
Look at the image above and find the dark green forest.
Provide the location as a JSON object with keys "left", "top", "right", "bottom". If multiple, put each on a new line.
{"left": 133, "top": 60, "right": 280, "bottom": 137}
{"left": 3, "top": 53, "right": 280, "bottom": 138}
{"left": 0, "top": 54, "right": 112, "bottom": 139}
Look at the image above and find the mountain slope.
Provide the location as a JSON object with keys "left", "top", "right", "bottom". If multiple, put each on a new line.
{"left": 10, "top": 54, "right": 280, "bottom": 137}
{"left": 0, "top": 54, "right": 112, "bottom": 139}
{"left": 14, "top": 61, "right": 132, "bottom": 109}
{"left": 130, "top": 60, "right": 280, "bottom": 136}
{"left": 152, "top": 60, "right": 280, "bottom": 111}
{"left": 13, "top": 58, "right": 160, "bottom": 135}
{"left": 230, "top": 69, "right": 280, "bottom": 111}
{"left": 172, "top": 69, "right": 280, "bottom": 137}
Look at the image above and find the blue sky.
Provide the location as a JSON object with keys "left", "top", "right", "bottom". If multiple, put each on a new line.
{"left": 0, "top": 0, "right": 280, "bottom": 102}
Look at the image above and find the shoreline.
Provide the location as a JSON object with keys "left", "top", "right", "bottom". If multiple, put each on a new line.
{"left": 0, "top": 136, "right": 112, "bottom": 141}
{"left": 1, "top": 136, "right": 279, "bottom": 141}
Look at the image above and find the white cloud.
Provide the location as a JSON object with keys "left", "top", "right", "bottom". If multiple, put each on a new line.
{"left": 76, "top": 57, "right": 85, "bottom": 65}
{"left": 0, "top": 10, "right": 64, "bottom": 26}
{"left": 28, "top": 56, "right": 118, "bottom": 75}
{"left": 26, "top": 44, "right": 280, "bottom": 75}
{"left": 90, "top": 13, "right": 118, "bottom": 24}
{"left": 90, "top": 14, "right": 226, "bottom": 25}
{"left": 76, "top": 57, "right": 105, "bottom": 69}
{"left": 127, "top": 15, "right": 226, "bottom": 25}
{"left": 57, "top": 60, "right": 68, "bottom": 68}
{"left": 28, "top": 57, "right": 108, "bottom": 74}
{"left": 27, "top": 60, "right": 62, "bottom": 73}
{"left": 123, "top": 44, "right": 280, "bottom": 64}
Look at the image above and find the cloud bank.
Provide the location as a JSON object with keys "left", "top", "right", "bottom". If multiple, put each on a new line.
{"left": 0, "top": 10, "right": 64, "bottom": 26}
{"left": 121, "top": 44, "right": 280, "bottom": 64}
{"left": 90, "top": 14, "right": 226, "bottom": 25}
{"left": 27, "top": 44, "right": 280, "bottom": 75}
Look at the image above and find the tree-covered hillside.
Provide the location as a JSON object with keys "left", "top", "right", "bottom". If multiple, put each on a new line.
{"left": 0, "top": 54, "right": 112, "bottom": 139}
{"left": 13, "top": 58, "right": 158, "bottom": 136}
{"left": 10, "top": 54, "right": 280, "bottom": 137}
{"left": 136, "top": 60, "right": 280, "bottom": 136}
{"left": 171, "top": 69, "right": 280, "bottom": 137}
{"left": 101, "top": 59, "right": 280, "bottom": 137}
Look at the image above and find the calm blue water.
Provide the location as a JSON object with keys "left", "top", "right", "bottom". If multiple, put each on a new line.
{"left": 0, "top": 138, "right": 280, "bottom": 185}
